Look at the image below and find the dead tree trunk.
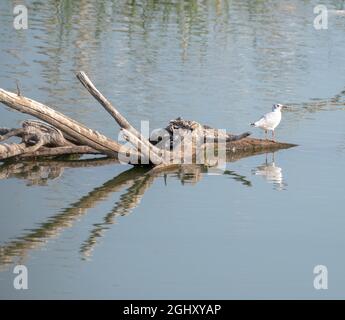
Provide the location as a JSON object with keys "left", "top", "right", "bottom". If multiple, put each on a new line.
{"left": 0, "top": 88, "right": 138, "bottom": 159}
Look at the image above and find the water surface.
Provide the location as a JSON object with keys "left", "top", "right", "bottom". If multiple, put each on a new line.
{"left": 1, "top": 0, "right": 345, "bottom": 299}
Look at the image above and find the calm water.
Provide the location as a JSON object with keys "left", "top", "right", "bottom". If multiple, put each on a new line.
{"left": 1, "top": 0, "right": 345, "bottom": 299}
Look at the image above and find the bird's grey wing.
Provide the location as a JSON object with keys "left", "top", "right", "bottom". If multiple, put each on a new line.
{"left": 254, "top": 114, "right": 268, "bottom": 126}
{"left": 261, "top": 112, "right": 277, "bottom": 127}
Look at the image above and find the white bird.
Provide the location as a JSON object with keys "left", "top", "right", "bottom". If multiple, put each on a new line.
{"left": 251, "top": 104, "right": 285, "bottom": 140}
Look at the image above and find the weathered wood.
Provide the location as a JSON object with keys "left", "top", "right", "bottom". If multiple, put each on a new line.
{"left": 15, "top": 145, "right": 100, "bottom": 159}
{"left": 0, "top": 142, "right": 42, "bottom": 160}
{"left": 121, "top": 128, "right": 164, "bottom": 165}
{"left": 0, "top": 128, "right": 24, "bottom": 141}
{"left": 0, "top": 120, "right": 101, "bottom": 160}
{"left": 76, "top": 71, "right": 168, "bottom": 164}
{"left": 0, "top": 88, "right": 138, "bottom": 159}
{"left": 0, "top": 128, "right": 12, "bottom": 136}
{"left": 226, "top": 137, "right": 297, "bottom": 154}
{"left": 0, "top": 129, "right": 100, "bottom": 160}
{"left": 165, "top": 117, "right": 252, "bottom": 143}
{"left": 0, "top": 74, "right": 297, "bottom": 165}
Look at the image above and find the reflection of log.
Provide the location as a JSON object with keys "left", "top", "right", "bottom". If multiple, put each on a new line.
{"left": 79, "top": 163, "right": 254, "bottom": 256}
{"left": 0, "top": 158, "right": 118, "bottom": 184}
{"left": 0, "top": 157, "right": 256, "bottom": 267}
{"left": 0, "top": 166, "right": 148, "bottom": 269}
{"left": 80, "top": 173, "right": 155, "bottom": 258}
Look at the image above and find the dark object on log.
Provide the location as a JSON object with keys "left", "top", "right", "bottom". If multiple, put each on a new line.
{"left": 153, "top": 117, "right": 252, "bottom": 149}
{"left": 166, "top": 117, "right": 251, "bottom": 142}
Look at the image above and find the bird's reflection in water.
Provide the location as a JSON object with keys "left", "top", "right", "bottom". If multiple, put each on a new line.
{"left": 252, "top": 153, "right": 287, "bottom": 191}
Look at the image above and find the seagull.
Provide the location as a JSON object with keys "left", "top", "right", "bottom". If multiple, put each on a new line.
{"left": 251, "top": 104, "right": 286, "bottom": 140}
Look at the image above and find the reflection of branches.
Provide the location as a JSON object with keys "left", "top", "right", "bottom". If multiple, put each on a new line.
{"left": 80, "top": 163, "right": 226, "bottom": 257}
{"left": 2, "top": 147, "right": 282, "bottom": 267}
{"left": 0, "top": 142, "right": 296, "bottom": 267}
{"left": 80, "top": 173, "right": 155, "bottom": 258}
{"left": 0, "top": 161, "right": 146, "bottom": 269}
{"left": 0, "top": 157, "right": 117, "bottom": 186}
{"left": 79, "top": 162, "right": 254, "bottom": 258}
{"left": 224, "top": 170, "right": 252, "bottom": 187}
{"left": 0, "top": 162, "right": 62, "bottom": 186}
{"left": 176, "top": 165, "right": 203, "bottom": 185}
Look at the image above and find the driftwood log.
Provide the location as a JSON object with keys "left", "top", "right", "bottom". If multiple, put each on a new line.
{"left": 0, "top": 71, "right": 296, "bottom": 167}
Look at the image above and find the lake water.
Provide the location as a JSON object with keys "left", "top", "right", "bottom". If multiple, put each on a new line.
{"left": 0, "top": 0, "right": 345, "bottom": 299}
